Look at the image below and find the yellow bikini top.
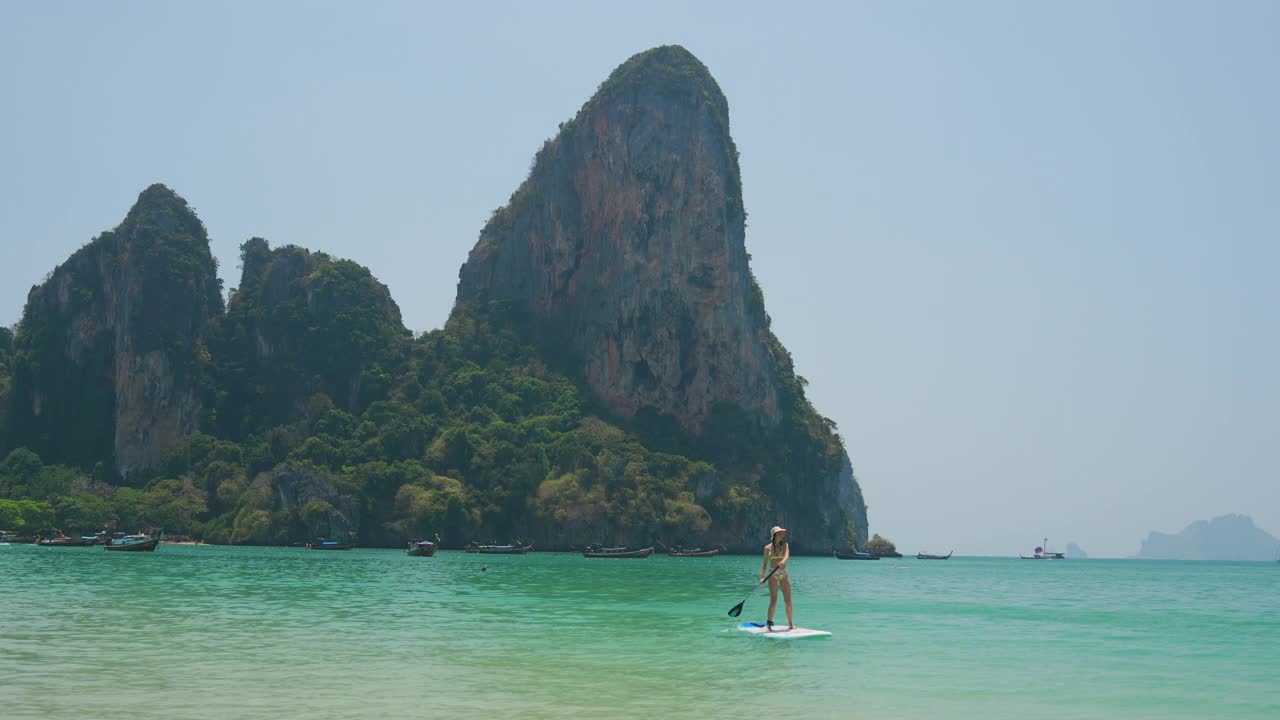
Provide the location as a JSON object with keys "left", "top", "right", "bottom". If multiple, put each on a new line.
{"left": 765, "top": 542, "right": 788, "bottom": 565}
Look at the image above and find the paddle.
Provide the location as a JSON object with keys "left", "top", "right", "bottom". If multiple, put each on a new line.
{"left": 727, "top": 564, "right": 783, "bottom": 617}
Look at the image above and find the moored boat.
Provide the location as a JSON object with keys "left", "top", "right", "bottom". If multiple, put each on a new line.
{"left": 104, "top": 534, "right": 160, "bottom": 552}
{"left": 834, "top": 549, "right": 879, "bottom": 560}
{"left": 1019, "top": 538, "right": 1065, "bottom": 559}
{"left": 405, "top": 539, "right": 438, "bottom": 557}
{"left": 465, "top": 543, "right": 534, "bottom": 555}
{"left": 0, "top": 532, "right": 36, "bottom": 544}
{"left": 584, "top": 545, "right": 654, "bottom": 559}
{"left": 916, "top": 551, "right": 953, "bottom": 560}
{"left": 38, "top": 534, "right": 93, "bottom": 547}
{"left": 667, "top": 547, "right": 721, "bottom": 557}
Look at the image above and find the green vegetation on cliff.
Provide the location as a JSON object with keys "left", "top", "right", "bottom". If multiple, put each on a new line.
{"left": 0, "top": 290, "right": 849, "bottom": 549}
{"left": 212, "top": 238, "right": 411, "bottom": 438}
{"left": 0, "top": 47, "right": 867, "bottom": 550}
{"left": 865, "top": 534, "right": 897, "bottom": 555}
{"left": 0, "top": 300, "right": 745, "bottom": 548}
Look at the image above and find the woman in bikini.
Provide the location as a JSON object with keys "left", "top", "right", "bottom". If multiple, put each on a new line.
{"left": 760, "top": 526, "right": 794, "bottom": 631}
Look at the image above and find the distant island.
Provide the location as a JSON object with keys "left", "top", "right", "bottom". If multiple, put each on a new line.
{"left": 1135, "top": 514, "right": 1279, "bottom": 561}
{"left": 1066, "top": 542, "right": 1088, "bottom": 559}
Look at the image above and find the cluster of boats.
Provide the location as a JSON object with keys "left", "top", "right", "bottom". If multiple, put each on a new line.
{"left": 578, "top": 544, "right": 723, "bottom": 558}
{"left": 0, "top": 530, "right": 160, "bottom": 552}
{"left": 833, "top": 548, "right": 953, "bottom": 560}
{"left": 464, "top": 542, "right": 535, "bottom": 555}
{"left": 4, "top": 530, "right": 1070, "bottom": 561}
{"left": 395, "top": 540, "right": 725, "bottom": 559}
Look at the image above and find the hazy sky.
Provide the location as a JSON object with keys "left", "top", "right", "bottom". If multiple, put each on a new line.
{"left": 3, "top": 2, "right": 1277, "bottom": 557}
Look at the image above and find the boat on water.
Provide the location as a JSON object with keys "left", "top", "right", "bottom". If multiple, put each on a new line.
{"left": 0, "top": 532, "right": 36, "bottom": 544}
{"left": 104, "top": 534, "right": 160, "bottom": 552}
{"left": 583, "top": 545, "right": 654, "bottom": 559}
{"left": 38, "top": 534, "right": 93, "bottom": 547}
{"left": 834, "top": 549, "right": 879, "bottom": 560}
{"left": 464, "top": 543, "right": 534, "bottom": 555}
{"left": 916, "top": 551, "right": 953, "bottom": 560}
{"left": 306, "top": 539, "right": 353, "bottom": 550}
{"left": 1020, "top": 538, "right": 1066, "bottom": 559}
{"left": 405, "top": 538, "right": 438, "bottom": 557}
{"left": 873, "top": 550, "right": 904, "bottom": 559}
{"left": 667, "top": 547, "right": 721, "bottom": 557}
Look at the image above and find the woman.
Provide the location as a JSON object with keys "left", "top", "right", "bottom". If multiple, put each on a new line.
{"left": 760, "top": 526, "right": 794, "bottom": 631}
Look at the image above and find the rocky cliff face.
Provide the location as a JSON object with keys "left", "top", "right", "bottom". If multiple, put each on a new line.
{"left": 457, "top": 46, "right": 778, "bottom": 435}
{"left": 270, "top": 462, "right": 360, "bottom": 540}
{"left": 214, "top": 238, "right": 410, "bottom": 437}
{"left": 7, "top": 184, "right": 223, "bottom": 477}
{"left": 0, "top": 327, "right": 12, "bottom": 442}
{"left": 454, "top": 46, "right": 868, "bottom": 549}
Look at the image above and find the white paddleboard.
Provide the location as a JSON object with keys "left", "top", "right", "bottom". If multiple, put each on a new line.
{"left": 737, "top": 622, "right": 832, "bottom": 639}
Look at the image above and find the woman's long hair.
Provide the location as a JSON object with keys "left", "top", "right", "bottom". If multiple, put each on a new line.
{"left": 771, "top": 532, "right": 786, "bottom": 553}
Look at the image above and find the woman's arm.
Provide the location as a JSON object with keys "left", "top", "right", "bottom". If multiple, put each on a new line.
{"left": 760, "top": 548, "right": 768, "bottom": 581}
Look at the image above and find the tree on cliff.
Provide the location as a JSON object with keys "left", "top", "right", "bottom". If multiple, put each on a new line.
{"left": 865, "top": 534, "right": 897, "bottom": 555}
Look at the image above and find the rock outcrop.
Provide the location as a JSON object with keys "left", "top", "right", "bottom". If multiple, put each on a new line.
{"left": 270, "top": 462, "right": 360, "bottom": 539}
{"left": 7, "top": 185, "right": 223, "bottom": 477}
{"left": 457, "top": 45, "right": 777, "bottom": 435}
{"left": 215, "top": 239, "right": 410, "bottom": 437}
{"left": 454, "top": 46, "right": 868, "bottom": 549}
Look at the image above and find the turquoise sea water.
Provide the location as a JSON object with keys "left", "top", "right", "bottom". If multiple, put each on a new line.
{"left": 2, "top": 544, "right": 1276, "bottom": 719}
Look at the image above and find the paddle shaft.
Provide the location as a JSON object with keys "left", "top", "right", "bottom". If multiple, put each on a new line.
{"left": 728, "top": 563, "right": 784, "bottom": 616}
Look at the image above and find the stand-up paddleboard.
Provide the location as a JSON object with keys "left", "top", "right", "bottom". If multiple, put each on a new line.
{"left": 737, "top": 622, "right": 832, "bottom": 639}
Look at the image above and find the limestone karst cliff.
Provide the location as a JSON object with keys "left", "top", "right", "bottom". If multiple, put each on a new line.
{"left": 1, "top": 47, "right": 870, "bottom": 550}
{"left": 457, "top": 46, "right": 776, "bottom": 435}
{"left": 6, "top": 185, "right": 223, "bottom": 478}
{"left": 455, "top": 46, "right": 868, "bottom": 548}
{"left": 213, "top": 238, "right": 411, "bottom": 438}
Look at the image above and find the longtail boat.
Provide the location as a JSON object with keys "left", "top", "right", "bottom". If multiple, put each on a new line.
{"left": 834, "top": 550, "right": 879, "bottom": 560}
{"left": 38, "top": 534, "right": 93, "bottom": 547}
{"left": 916, "top": 551, "right": 953, "bottom": 560}
{"left": 667, "top": 547, "right": 721, "bottom": 557}
{"left": 465, "top": 543, "right": 534, "bottom": 555}
{"left": 583, "top": 545, "right": 654, "bottom": 559}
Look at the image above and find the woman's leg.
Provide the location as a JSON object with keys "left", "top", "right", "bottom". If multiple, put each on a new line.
{"left": 781, "top": 576, "right": 794, "bottom": 629}
{"left": 767, "top": 577, "right": 779, "bottom": 629}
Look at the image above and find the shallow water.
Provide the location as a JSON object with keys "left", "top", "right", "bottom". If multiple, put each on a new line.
{"left": 2, "top": 545, "right": 1276, "bottom": 719}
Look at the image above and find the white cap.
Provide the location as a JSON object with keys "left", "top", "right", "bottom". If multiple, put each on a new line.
{"left": 770, "top": 526, "right": 787, "bottom": 536}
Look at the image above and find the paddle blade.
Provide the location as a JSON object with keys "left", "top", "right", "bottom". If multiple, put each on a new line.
{"left": 727, "top": 601, "right": 744, "bottom": 617}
